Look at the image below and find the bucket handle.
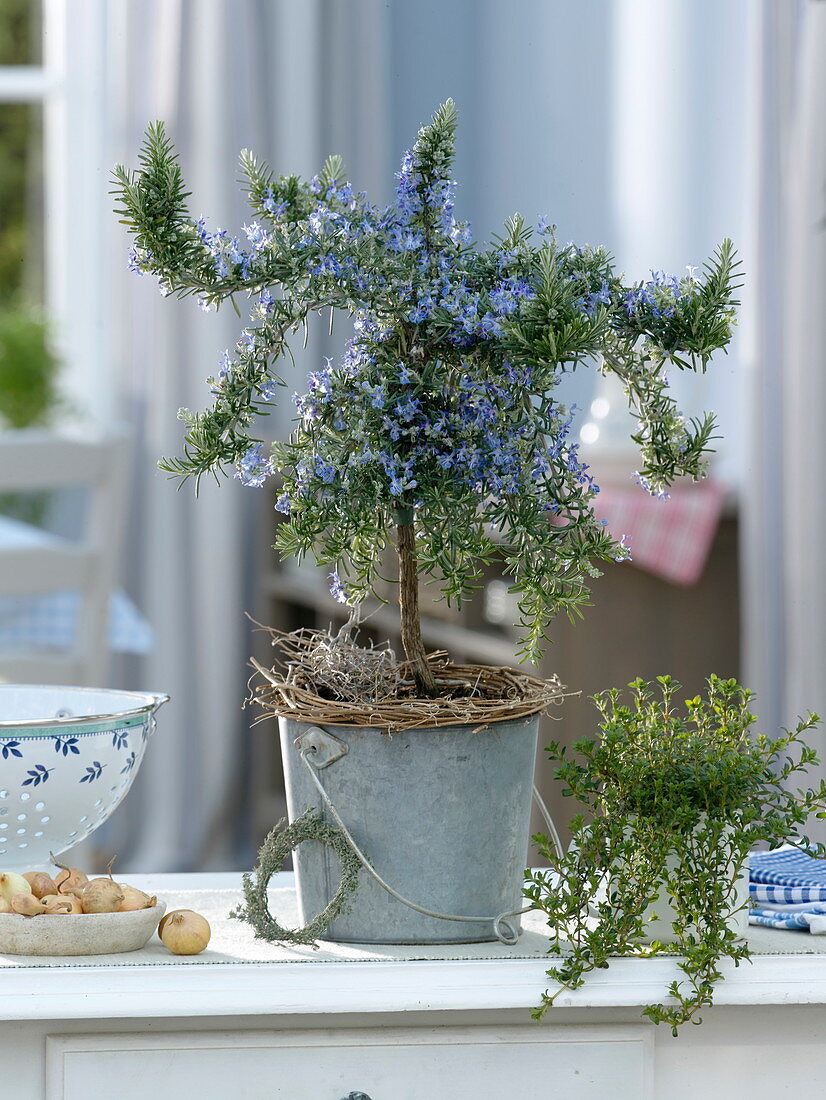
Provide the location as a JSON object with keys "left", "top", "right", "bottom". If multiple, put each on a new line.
{"left": 297, "top": 730, "right": 563, "bottom": 947}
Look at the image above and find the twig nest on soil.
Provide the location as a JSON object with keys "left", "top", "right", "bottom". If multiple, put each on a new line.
{"left": 249, "top": 626, "right": 569, "bottom": 733}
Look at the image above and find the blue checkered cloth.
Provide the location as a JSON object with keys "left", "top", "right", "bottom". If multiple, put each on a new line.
{"left": 749, "top": 847, "right": 826, "bottom": 932}
{"left": 0, "top": 516, "right": 153, "bottom": 656}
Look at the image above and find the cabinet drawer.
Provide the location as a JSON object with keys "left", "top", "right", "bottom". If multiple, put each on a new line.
{"left": 47, "top": 1024, "right": 652, "bottom": 1099}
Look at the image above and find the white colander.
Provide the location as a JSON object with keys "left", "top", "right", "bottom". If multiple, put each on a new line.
{"left": 0, "top": 685, "right": 168, "bottom": 870}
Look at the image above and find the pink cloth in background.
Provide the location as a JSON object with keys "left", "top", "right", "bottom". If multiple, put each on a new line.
{"left": 592, "top": 481, "right": 727, "bottom": 586}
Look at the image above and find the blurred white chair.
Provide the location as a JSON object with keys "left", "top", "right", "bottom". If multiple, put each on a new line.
{"left": 0, "top": 430, "right": 131, "bottom": 686}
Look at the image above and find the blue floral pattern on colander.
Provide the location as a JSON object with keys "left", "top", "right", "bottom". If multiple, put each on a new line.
{"left": 22, "top": 764, "right": 53, "bottom": 787}
{"left": 53, "top": 736, "right": 80, "bottom": 756}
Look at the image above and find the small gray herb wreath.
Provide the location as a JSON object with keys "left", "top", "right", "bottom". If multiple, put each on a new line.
{"left": 231, "top": 808, "right": 361, "bottom": 945}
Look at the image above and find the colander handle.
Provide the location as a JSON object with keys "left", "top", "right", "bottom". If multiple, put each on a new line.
{"left": 146, "top": 693, "right": 170, "bottom": 737}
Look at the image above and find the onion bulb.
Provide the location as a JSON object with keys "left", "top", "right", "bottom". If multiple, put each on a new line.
{"left": 157, "top": 908, "right": 192, "bottom": 937}
{"left": 52, "top": 862, "right": 88, "bottom": 896}
{"left": 159, "top": 909, "right": 211, "bottom": 955}
{"left": 51, "top": 854, "right": 89, "bottom": 894}
{"left": 118, "top": 884, "right": 156, "bottom": 912}
{"left": 77, "top": 879, "right": 124, "bottom": 914}
{"left": 23, "top": 872, "right": 57, "bottom": 899}
{"left": 0, "top": 896, "right": 11, "bottom": 914}
{"left": 40, "top": 894, "right": 75, "bottom": 915}
{"left": 0, "top": 872, "right": 32, "bottom": 904}
{"left": 11, "top": 892, "right": 47, "bottom": 916}
{"left": 41, "top": 892, "right": 82, "bottom": 914}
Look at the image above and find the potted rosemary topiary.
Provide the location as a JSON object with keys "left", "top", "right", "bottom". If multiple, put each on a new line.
{"left": 113, "top": 102, "right": 740, "bottom": 944}
{"left": 526, "top": 675, "right": 826, "bottom": 1033}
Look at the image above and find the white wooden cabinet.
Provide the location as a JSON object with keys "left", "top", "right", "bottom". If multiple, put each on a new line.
{"left": 3, "top": 873, "right": 826, "bottom": 1100}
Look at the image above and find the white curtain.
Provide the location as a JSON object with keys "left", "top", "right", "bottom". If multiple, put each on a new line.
{"left": 106, "top": 0, "right": 250, "bottom": 870}
{"left": 780, "top": 6, "right": 826, "bottom": 748}
{"left": 46, "top": 0, "right": 388, "bottom": 869}
{"left": 745, "top": 1, "right": 826, "bottom": 816}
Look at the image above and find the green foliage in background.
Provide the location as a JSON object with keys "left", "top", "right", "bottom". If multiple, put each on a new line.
{"left": 0, "top": 307, "right": 61, "bottom": 524}
{"left": 0, "top": 0, "right": 39, "bottom": 66}
{"left": 0, "top": 0, "right": 42, "bottom": 304}
{"left": 526, "top": 676, "right": 826, "bottom": 1033}
{"left": 0, "top": 308, "right": 59, "bottom": 428}
{"left": 0, "top": 1, "right": 58, "bottom": 526}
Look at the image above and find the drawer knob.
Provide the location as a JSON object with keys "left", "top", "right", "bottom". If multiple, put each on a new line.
{"left": 339, "top": 1093, "right": 373, "bottom": 1100}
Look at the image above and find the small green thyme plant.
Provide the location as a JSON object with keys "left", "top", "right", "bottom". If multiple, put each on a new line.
{"left": 112, "top": 101, "right": 740, "bottom": 697}
{"left": 525, "top": 675, "right": 826, "bottom": 1034}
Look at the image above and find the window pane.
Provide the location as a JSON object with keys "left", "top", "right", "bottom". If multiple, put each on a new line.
{"left": 0, "top": 101, "right": 43, "bottom": 305}
{"left": 0, "top": 0, "right": 42, "bottom": 65}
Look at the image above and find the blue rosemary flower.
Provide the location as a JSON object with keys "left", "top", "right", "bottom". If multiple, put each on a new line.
{"left": 235, "top": 443, "right": 272, "bottom": 487}
{"left": 328, "top": 571, "right": 348, "bottom": 603}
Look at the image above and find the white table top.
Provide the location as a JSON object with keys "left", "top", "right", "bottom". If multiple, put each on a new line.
{"left": 2, "top": 872, "right": 826, "bottom": 1023}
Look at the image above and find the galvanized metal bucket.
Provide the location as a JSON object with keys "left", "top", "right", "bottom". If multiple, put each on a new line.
{"left": 279, "top": 711, "right": 540, "bottom": 944}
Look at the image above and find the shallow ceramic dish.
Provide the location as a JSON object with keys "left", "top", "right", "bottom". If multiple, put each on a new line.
{"left": 0, "top": 685, "right": 168, "bottom": 869}
{"left": 0, "top": 901, "right": 166, "bottom": 956}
